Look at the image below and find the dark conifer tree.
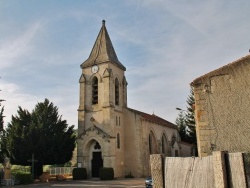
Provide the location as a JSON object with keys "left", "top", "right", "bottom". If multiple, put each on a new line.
{"left": 185, "top": 88, "right": 196, "bottom": 144}
{"left": 175, "top": 87, "right": 197, "bottom": 156}
{"left": 5, "top": 99, "right": 76, "bottom": 177}
{"left": 0, "top": 106, "right": 4, "bottom": 133}
{"left": 0, "top": 88, "right": 6, "bottom": 161}
{"left": 175, "top": 110, "right": 188, "bottom": 142}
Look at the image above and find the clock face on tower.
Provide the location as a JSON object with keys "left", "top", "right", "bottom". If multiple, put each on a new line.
{"left": 91, "top": 65, "right": 99, "bottom": 73}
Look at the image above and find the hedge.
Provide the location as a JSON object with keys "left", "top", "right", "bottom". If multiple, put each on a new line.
{"left": 72, "top": 168, "right": 87, "bottom": 180}
{"left": 12, "top": 171, "right": 33, "bottom": 184}
{"left": 99, "top": 167, "right": 114, "bottom": 180}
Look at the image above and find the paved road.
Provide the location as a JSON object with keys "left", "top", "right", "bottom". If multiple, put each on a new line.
{"left": 15, "top": 178, "right": 146, "bottom": 188}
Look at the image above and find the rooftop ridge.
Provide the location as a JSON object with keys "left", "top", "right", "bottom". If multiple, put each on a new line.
{"left": 127, "top": 107, "right": 177, "bottom": 130}
{"left": 191, "top": 54, "right": 250, "bottom": 85}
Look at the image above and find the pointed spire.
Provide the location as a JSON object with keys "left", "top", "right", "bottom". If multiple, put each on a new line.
{"left": 81, "top": 20, "right": 126, "bottom": 71}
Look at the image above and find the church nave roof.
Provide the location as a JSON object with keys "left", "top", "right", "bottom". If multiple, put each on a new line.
{"left": 127, "top": 107, "right": 177, "bottom": 130}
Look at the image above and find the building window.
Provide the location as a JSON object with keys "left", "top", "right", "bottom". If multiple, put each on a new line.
{"left": 117, "top": 133, "right": 120, "bottom": 149}
{"left": 119, "top": 117, "right": 120, "bottom": 126}
{"left": 149, "top": 131, "right": 157, "bottom": 154}
{"left": 94, "top": 141, "right": 101, "bottom": 150}
{"left": 175, "top": 150, "right": 179, "bottom": 157}
{"left": 171, "top": 134, "right": 176, "bottom": 147}
{"left": 92, "top": 76, "right": 98, "bottom": 104}
{"left": 149, "top": 135, "right": 152, "bottom": 154}
{"left": 115, "top": 78, "right": 119, "bottom": 105}
{"left": 162, "top": 134, "right": 168, "bottom": 154}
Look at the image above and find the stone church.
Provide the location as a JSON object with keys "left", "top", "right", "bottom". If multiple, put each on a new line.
{"left": 77, "top": 20, "right": 193, "bottom": 178}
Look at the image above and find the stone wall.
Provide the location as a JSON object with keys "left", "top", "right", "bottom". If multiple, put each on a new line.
{"left": 123, "top": 109, "right": 143, "bottom": 177}
{"left": 192, "top": 55, "right": 250, "bottom": 157}
{"left": 123, "top": 108, "right": 189, "bottom": 177}
{"left": 179, "top": 142, "right": 195, "bottom": 157}
{"left": 150, "top": 152, "right": 248, "bottom": 188}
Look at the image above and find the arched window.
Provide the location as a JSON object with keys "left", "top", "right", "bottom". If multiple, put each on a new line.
{"left": 94, "top": 141, "right": 101, "bottom": 150}
{"left": 92, "top": 76, "right": 98, "bottom": 104}
{"left": 117, "top": 133, "right": 120, "bottom": 149}
{"left": 161, "top": 134, "right": 168, "bottom": 154}
{"left": 149, "top": 131, "right": 157, "bottom": 154}
{"left": 171, "top": 134, "right": 176, "bottom": 147}
{"left": 149, "top": 135, "right": 152, "bottom": 154}
{"left": 115, "top": 78, "right": 119, "bottom": 105}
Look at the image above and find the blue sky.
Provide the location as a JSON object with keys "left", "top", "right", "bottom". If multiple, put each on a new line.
{"left": 1, "top": 0, "right": 250, "bottom": 127}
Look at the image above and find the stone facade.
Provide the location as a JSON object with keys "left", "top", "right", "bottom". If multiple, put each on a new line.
{"left": 191, "top": 55, "right": 250, "bottom": 157}
{"left": 179, "top": 142, "right": 195, "bottom": 157}
{"left": 77, "top": 20, "right": 193, "bottom": 178}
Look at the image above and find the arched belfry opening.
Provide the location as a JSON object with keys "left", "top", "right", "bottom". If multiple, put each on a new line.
{"left": 115, "top": 78, "right": 119, "bottom": 105}
{"left": 92, "top": 76, "right": 98, "bottom": 105}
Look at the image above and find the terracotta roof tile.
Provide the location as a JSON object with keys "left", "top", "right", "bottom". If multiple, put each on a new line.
{"left": 127, "top": 108, "right": 177, "bottom": 130}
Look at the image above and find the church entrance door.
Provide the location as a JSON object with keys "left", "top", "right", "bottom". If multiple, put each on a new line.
{"left": 91, "top": 151, "right": 103, "bottom": 177}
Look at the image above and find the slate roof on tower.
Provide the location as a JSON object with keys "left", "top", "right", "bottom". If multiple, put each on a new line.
{"left": 81, "top": 20, "right": 126, "bottom": 71}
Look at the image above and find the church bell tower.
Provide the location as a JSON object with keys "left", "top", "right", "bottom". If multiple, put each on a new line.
{"left": 77, "top": 20, "right": 127, "bottom": 178}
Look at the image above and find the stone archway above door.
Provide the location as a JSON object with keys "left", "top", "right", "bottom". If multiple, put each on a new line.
{"left": 79, "top": 125, "right": 115, "bottom": 141}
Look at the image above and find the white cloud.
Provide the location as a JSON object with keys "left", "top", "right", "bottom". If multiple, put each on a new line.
{"left": 1, "top": 80, "right": 78, "bottom": 128}
{"left": 0, "top": 21, "right": 43, "bottom": 70}
{"left": 1, "top": 0, "right": 250, "bottom": 127}
{"left": 0, "top": 81, "right": 39, "bottom": 127}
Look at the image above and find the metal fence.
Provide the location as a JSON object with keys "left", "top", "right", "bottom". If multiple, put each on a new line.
{"left": 49, "top": 167, "right": 76, "bottom": 175}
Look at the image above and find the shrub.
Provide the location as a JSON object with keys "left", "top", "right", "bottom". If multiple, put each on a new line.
{"left": 72, "top": 168, "right": 87, "bottom": 180}
{"left": 99, "top": 167, "right": 114, "bottom": 180}
{"left": 12, "top": 171, "right": 33, "bottom": 185}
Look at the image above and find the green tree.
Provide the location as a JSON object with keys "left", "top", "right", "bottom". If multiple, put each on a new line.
{"left": 0, "top": 94, "right": 6, "bottom": 161}
{"left": 4, "top": 99, "right": 76, "bottom": 177}
{"left": 0, "top": 106, "right": 3, "bottom": 132}
{"left": 0, "top": 104, "right": 5, "bottom": 161}
{"left": 185, "top": 88, "right": 196, "bottom": 145}
{"left": 0, "top": 106, "right": 4, "bottom": 132}
{"left": 175, "top": 110, "right": 188, "bottom": 142}
{"left": 0, "top": 77, "right": 5, "bottom": 133}
{"left": 176, "top": 87, "right": 197, "bottom": 156}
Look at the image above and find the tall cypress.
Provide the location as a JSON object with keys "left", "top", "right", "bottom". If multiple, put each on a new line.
{"left": 175, "top": 110, "right": 188, "bottom": 142}
{"left": 0, "top": 87, "right": 6, "bottom": 161}
{"left": 185, "top": 88, "right": 196, "bottom": 145}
